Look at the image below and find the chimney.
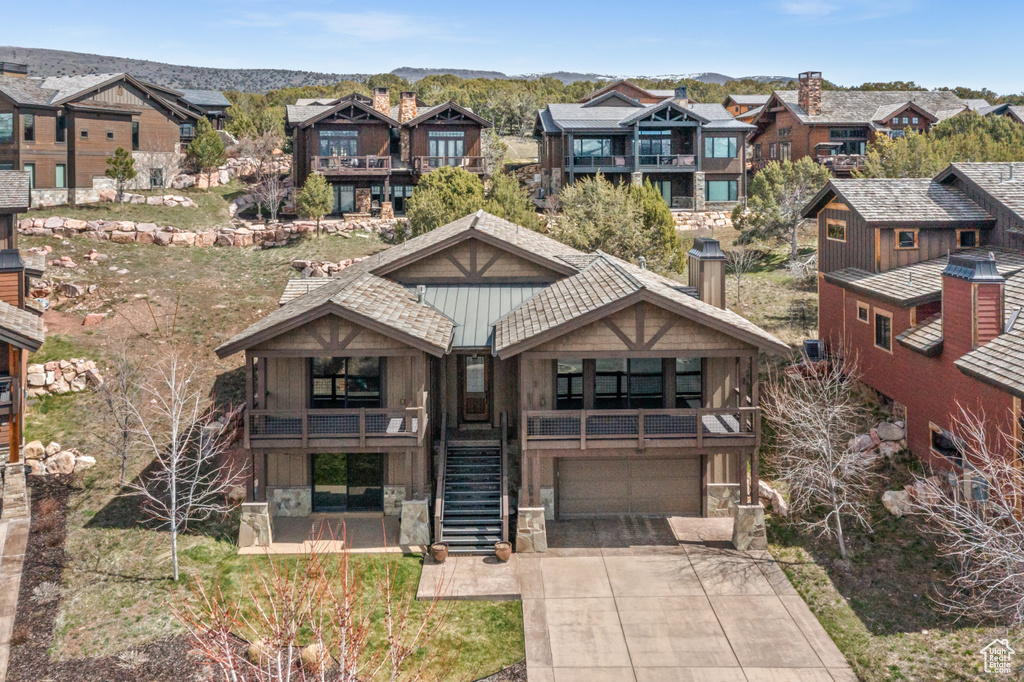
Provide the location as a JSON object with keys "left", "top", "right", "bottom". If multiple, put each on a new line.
{"left": 942, "top": 254, "right": 1004, "bottom": 356}
{"left": 398, "top": 91, "right": 418, "bottom": 123}
{"left": 0, "top": 62, "right": 28, "bottom": 78}
{"left": 798, "top": 71, "right": 822, "bottom": 116}
{"left": 674, "top": 86, "right": 688, "bottom": 104}
{"left": 687, "top": 238, "right": 726, "bottom": 309}
{"left": 372, "top": 87, "right": 390, "bottom": 116}
{"left": 416, "top": 284, "right": 427, "bottom": 304}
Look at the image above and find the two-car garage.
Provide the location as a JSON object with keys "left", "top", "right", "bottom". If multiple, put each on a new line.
{"left": 556, "top": 456, "right": 702, "bottom": 518}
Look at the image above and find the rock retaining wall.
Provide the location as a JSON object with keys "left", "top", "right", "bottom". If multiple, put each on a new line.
{"left": 674, "top": 210, "right": 733, "bottom": 231}
{"left": 24, "top": 440, "right": 96, "bottom": 476}
{"left": 26, "top": 358, "right": 103, "bottom": 397}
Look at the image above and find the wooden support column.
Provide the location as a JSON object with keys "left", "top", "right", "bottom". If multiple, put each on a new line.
{"left": 632, "top": 125, "right": 640, "bottom": 170}
{"left": 519, "top": 354, "right": 528, "bottom": 499}
{"left": 406, "top": 449, "right": 414, "bottom": 497}
{"left": 739, "top": 452, "right": 749, "bottom": 505}
{"left": 532, "top": 451, "right": 541, "bottom": 506}
{"left": 9, "top": 346, "right": 20, "bottom": 464}
{"left": 567, "top": 132, "right": 575, "bottom": 185}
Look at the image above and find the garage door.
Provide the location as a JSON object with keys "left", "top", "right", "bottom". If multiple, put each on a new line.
{"left": 557, "top": 457, "right": 701, "bottom": 518}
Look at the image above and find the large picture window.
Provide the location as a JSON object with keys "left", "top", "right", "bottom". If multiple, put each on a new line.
{"left": 428, "top": 130, "right": 465, "bottom": 166}
{"left": 556, "top": 359, "right": 584, "bottom": 410}
{"left": 675, "top": 357, "right": 702, "bottom": 408}
{"left": 573, "top": 137, "right": 613, "bottom": 157}
{"left": 0, "top": 113, "right": 12, "bottom": 143}
{"left": 595, "top": 358, "right": 663, "bottom": 409}
{"left": 319, "top": 129, "right": 358, "bottom": 157}
{"left": 704, "top": 137, "right": 738, "bottom": 158}
{"left": 639, "top": 130, "right": 671, "bottom": 163}
{"left": 310, "top": 356, "right": 382, "bottom": 408}
{"left": 706, "top": 180, "right": 738, "bottom": 202}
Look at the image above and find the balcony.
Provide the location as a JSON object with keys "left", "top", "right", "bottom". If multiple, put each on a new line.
{"left": 565, "top": 155, "right": 633, "bottom": 171}
{"left": 523, "top": 407, "right": 759, "bottom": 450}
{"left": 246, "top": 406, "right": 426, "bottom": 449}
{"left": 816, "top": 154, "right": 867, "bottom": 173}
{"left": 638, "top": 154, "right": 697, "bottom": 171}
{"left": 313, "top": 155, "right": 392, "bottom": 174}
{"left": 413, "top": 156, "right": 487, "bottom": 174}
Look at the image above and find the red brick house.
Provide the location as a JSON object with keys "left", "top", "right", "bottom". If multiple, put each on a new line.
{"left": 804, "top": 162, "right": 1024, "bottom": 470}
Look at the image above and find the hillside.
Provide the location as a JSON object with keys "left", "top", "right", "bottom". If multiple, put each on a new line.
{"left": 0, "top": 46, "right": 795, "bottom": 92}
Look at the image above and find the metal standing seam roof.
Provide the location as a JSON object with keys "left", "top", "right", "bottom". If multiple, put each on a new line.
{"left": 538, "top": 100, "right": 749, "bottom": 133}
{"left": 806, "top": 178, "right": 995, "bottom": 223}
{"left": 0, "top": 171, "right": 30, "bottom": 210}
{"left": 0, "top": 299, "right": 44, "bottom": 351}
{"left": 417, "top": 285, "right": 549, "bottom": 348}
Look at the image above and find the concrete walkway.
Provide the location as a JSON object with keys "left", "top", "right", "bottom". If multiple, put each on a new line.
{"left": 522, "top": 518, "right": 855, "bottom": 681}
{"left": 0, "top": 519, "right": 29, "bottom": 682}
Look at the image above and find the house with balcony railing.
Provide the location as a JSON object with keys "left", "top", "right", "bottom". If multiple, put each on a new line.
{"left": 216, "top": 210, "right": 787, "bottom": 553}
{"left": 534, "top": 80, "right": 752, "bottom": 210}
{"left": 287, "top": 89, "right": 490, "bottom": 218}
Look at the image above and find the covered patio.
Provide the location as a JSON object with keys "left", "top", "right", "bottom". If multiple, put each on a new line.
{"left": 238, "top": 513, "right": 418, "bottom": 555}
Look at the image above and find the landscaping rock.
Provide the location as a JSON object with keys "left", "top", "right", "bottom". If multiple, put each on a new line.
{"left": 45, "top": 441, "right": 61, "bottom": 457}
{"left": 83, "top": 313, "right": 107, "bottom": 326}
{"left": 876, "top": 422, "right": 905, "bottom": 442}
{"left": 882, "top": 489, "right": 911, "bottom": 517}
{"left": 60, "top": 283, "right": 85, "bottom": 298}
{"left": 849, "top": 434, "right": 874, "bottom": 453}
{"left": 45, "top": 450, "right": 76, "bottom": 475}
{"left": 878, "top": 441, "right": 902, "bottom": 459}
{"left": 23, "top": 441, "right": 45, "bottom": 460}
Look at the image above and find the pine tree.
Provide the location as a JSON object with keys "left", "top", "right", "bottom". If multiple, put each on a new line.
{"left": 405, "top": 166, "right": 485, "bottom": 236}
{"left": 296, "top": 172, "right": 334, "bottom": 236}
{"left": 104, "top": 147, "right": 137, "bottom": 213}
{"left": 186, "top": 118, "right": 226, "bottom": 192}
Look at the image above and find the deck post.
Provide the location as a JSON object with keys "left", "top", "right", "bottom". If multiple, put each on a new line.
{"left": 532, "top": 451, "right": 541, "bottom": 506}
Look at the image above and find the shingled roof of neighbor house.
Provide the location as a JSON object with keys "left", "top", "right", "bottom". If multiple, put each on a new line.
{"left": 0, "top": 171, "right": 31, "bottom": 211}
{"left": 0, "top": 299, "right": 44, "bottom": 351}
{"left": 935, "top": 162, "right": 1024, "bottom": 223}
{"left": 772, "top": 89, "right": 969, "bottom": 125}
{"left": 803, "top": 178, "right": 996, "bottom": 223}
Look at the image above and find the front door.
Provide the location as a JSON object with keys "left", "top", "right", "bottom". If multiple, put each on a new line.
{"left": 333, "top": 184, "right": 355, "bottom": 214}
{"left": 459, "top": 355, "right": 490, "bottom": 423}
{"left": 312, "top": 453, "right": 384, "bottom": 512}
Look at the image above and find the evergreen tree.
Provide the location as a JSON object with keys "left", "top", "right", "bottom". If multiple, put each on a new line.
{"left": 104, "top": 147, "right": 137, "bottom": 213}
{"left": 484, "top": 172, "right": 539, "bottom": 230}
{"left": 186, "top": 118, "right": 226, "bottom": 192}
{"left": 296, "top": 173, "right": 334, "bottom": 236}
{"left": 405, "top": 166, "right": 485, "bottom": 236}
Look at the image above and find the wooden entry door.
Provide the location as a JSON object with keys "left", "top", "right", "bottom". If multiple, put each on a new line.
{"left": 459, "top": 355, "right": 490, "bottom": 423}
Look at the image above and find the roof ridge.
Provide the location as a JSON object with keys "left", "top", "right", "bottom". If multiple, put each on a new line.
{"left": 591, "top": 251, "right": 646, "bottom": 291}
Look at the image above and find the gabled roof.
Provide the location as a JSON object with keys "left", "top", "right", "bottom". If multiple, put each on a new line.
{"left": 581, "top": 90, "right": 643, "bottom": 108}
{"left": 578, "top": 79, "right": 669, "bottom": 104}
{"left": 537, "top": 99, "right": 748, "bottom": 134}
{"left": 0, "top": 299, "right": 44, "bottom": 351}
{"left": 0, "top": 72, "right": 194, "bottom": 121}
{"left": 0, "top": 171, "right": 31, "bottom": 211}
{"left": 802, "top": 178, "right": 995, "bottom": 223}
{"left": 179, "top": 89, "right": 231, "bottom": 107}
{"left": 492, "top": 252, "right": 789, "bottom": 358}
{"left": 288, "top": 98, "right": 400, "bottom": 129}
{"left": 871, "top": 100, "right": 938, "bottom": 124}
{"left": 763, "top": 89, "right": 968, "bottom": 127}
{"left": 402, "top": 101, "right": 491, "bottom": 128}
{"left": 935, "top": 162, "right": 1024, "bottom": 223}
{"left": 725, "top": 94, "right": 770, "bottom": 107}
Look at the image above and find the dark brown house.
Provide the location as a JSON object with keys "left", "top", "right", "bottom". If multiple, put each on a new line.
{"left": 286, "top": 89, "right": 491, "bottom": 217}
{"left": 534, "top": 81, "right": 752, "bottom": 210}
{"left": 216, "top": 211, "right": 787, "bottom": 553}
{"left": 748, "top": 71, "right": 977, "bottom": 176}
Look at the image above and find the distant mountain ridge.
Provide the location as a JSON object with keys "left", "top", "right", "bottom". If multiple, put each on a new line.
{"left": 0, "top": 46, "right": 795, "bottom": 92}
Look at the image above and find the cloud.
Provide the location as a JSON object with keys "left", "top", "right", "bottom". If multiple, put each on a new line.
{"left": 230, "top": 10, "right": 455, "bottom": 43}
{"left": 778, "top": 0, "right": 918, "bottom": 20}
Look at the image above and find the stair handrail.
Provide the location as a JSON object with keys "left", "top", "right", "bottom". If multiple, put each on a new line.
{"left": 433, "top": 412, "right": 447, "bottom": 545}
{"left": 500, "top": 412, "right": 509, "bottom": 543}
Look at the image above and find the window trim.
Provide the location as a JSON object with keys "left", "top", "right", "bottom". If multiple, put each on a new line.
{"left": 956, "top": 228, "right": 979, "bottom": 249}
{"left": 826, "top": 219, "right": 847, "bottom": 242}
{"left": 55, "top": 163, "right": 66, "bottom": 189}
{"left": 895, "top": 228, "right": 919, "bottom": 250}
{"left": 874, "top": 309, "right": 893, "bottom": 353}
{"left": 22, "top": 162, "right": 35, "bottom": 190}
{"left": 22, "top": 113, "right": 34, "bottom": 142}
{"left": 929, "top": 422, "right": 964, "bottom": 469}
{"left": 856, "top": 301, "right": 870, "bottom": 323}
{"left": 80, "top": 129, "right": 88, "bottom": 139}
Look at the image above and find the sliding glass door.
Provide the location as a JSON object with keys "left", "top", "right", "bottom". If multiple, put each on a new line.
{"left": 312, "top": 453, "right": 384, "bottom": 512}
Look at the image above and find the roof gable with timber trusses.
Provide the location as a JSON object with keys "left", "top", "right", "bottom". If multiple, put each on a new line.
{"left": 620, "top": 99, "right": 708, "bottom": 126}
{"left": 403, "top": 101, "right": 491, "bottom": 128}
{"left": 296, "top": 99, "right": 400, "bottom": 129}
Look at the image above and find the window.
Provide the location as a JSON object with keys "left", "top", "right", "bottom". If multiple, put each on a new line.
{"left": 106, "top": 130, "right": 114, "bottom": 140}
{"left": 704, "top": 136, "right": 738, "bottom": 158}
{"left": 80, "top": 129, "right": 88, "bottom": 139}
{"left": 706, "top": 180, "right": 738, "bottom": 202}
{"left": 573, "top": 137, "right": 613, "bottom": 157}
{"left": 958, "top": 229, "right": 978, "bottom": 248}
{"left": 595, "top": 358, "right": 663, "bottom": 409}
{"left": 675, "top": 357, "right": 702, "bottom": 408}
{"left": 753, "top": 143, "right": 762, "bottom": 160}
{"left": 319, "top": 129, "right": 358, "bottom": 157}
{"left": 779, "top": 141, "right": 791, "bottom": 161}
{"left": 778, "top": 127, "right": 792, "bottom": 138}
{"left": 638, "top": 130, "right": 671, "bottom": 163}
{"left": 874, "top": 311, "right": 892, "bottom": 352}
{"left": 896, "top": 229, "right": 918, "bottom": 249}
{"left": 132, "top": 121, "right": 139, "bottom": 150}
{"left": 310, "top": 357, "right": 382, "bottom": 408}
{"left": 556, "top": 359, "right": 584, "bottom": 410}
{"left": 55, "top": 163, "right": 66, "bottom": 189}
{"left": 857, "top": 302, "right": 869, "bottom": 323}
{"left": 428, "top": 130, "right": 465, "bottom": 165}
{"left": 55, "top": 113, "right": 66, "bottom": 143}
{"left": 150, "top": 168, "right": 163, "bottom": 188}
{"left": 179, "top": 122, "right": 195, "bottom": 138}
{"left": 930, "top": 423, "right": 963, "bottom": 468}
{"left": 902, "top": 117, "right": 909, "bottom": 124}
{"left": 22, "top": 113, "right": 34, "bottom": 142}
{"left": 0, "top": 113, "right": 12, "bottom": 143}
{"left": 829, "top": 128, "right": 868, "bottom": 155}
{"left": 0, "top": 163, "right": 12, "bottom": 171}
{"left": 769, "top": 142, "right": 778, "bottom": 159}
{"left": 23, "top": 163, "right": 34, "bottom": 189}
{"left": 826, "top": 220, "right": 846, "bottom": 242}
{"left": 912, "top": 117, "right": 919, "bottom": 125}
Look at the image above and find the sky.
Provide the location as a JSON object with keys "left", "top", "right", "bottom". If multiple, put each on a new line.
{"left": 4, "top": 0, "right": 1023, "bottom": 94}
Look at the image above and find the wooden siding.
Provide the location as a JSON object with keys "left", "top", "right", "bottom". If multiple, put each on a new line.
{"left": 946, "top": 175, "right": 1024, "bottom": 249}
{"left": 818, "top": 205, "right": 875, "bottom": 273}
{"left": 83, "top": 82, "right": 180, "bottom": 153}
{"left": 387, "top": 237, "right": 563, "bottom": 284}
{"left": 266, "top": 451, "right": 308, "bottom": 487}
{"left": 264, "top": 357, "right": 307, "bottom": 411}
{"left": 410, "top": 123, "right": 481, "bottom": 159}
{"left": 876, "top": 226, "right": 959, "bottom": 271}
{"left": 251, "top": 313, "right": 413, "bottom": 353}
{"left": 701, "top": 133, "right": 745, "bottom": 174}
{"left": 67, "top": 111, "right": 133, "bottom": 188}
{"left": 0, "top": 271, "right": 21, "bottom": 307}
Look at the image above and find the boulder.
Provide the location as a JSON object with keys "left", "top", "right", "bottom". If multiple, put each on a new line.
{"left": 46, "top": 450, "right": 76, "bottom": 475}
{"left": 64, "top": 219, "right": 87, "bottom": 230}
{"left": 171, "top": 232, "right": 196, "bottom": 246}
{"left": 83, "top": 312, "right": 107, "bottom": 326}
{"left": 73, "top": 455, "right": 97, "bottom": 473}
{"left": 27, "top": 372, "right": 45, "bottom": 387}
{"left": 153, "top": 231, "right": 173, "bottom": 246}
{"left": 45, "top": 441, "right": 61, "bottom": 457}
{"left": 171, "top": 174, "right": 195, "bottom": 189}
{"left": 226, "top": 486, "right": 247, "bottom": 505}
{"left": 882, "top": 489, "right": 911, "bottom": 517}
{"left": 194, "top": 231, "right": 217, "bottom": 247}
{"left": 849, "top": 434, "right": 874, "bottom": 453}
{"left": 110, "top": 230, "right": 135, "bottom": 244}
{"left": 43, "top": 217, "right": 64, "bottom": 229}
{"left": 876, "top": 422, "right": 905, "bottom": 442}
{"left": 878, "top": 441, "right": 902, "bottom": 459}
{"left": 135, "top": 223, "right": 157, "bottom": 234}
{"left": 60, "top": 283, "right": 85, "bottom": 298}
{"left": 99, "top": 189, "right": 117, "bottom": 203}
{"left": 23, "top": 441, "right": 45, "bottom": 460}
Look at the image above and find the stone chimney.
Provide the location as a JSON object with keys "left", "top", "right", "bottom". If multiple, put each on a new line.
{"left": 674, "top": 86, "right": 688, "bottom": 104}
{"left": 687, "top": 238, "right": 727, "bottom": 309}
{"left": 372, "top": 87, "right": 390, "bottom": 116}
{"left": 798, "top": 71, "right": 822, "bottom": 116}
{"left": 398, "top": 91, "right": 418, "bottom": 123}
{"left": 942, "top": 254, "right": 1005, "bottom": 356}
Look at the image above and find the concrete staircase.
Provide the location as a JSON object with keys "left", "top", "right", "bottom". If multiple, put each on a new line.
{"left": 440, "top": 439, "right": 503, "bottom": 554}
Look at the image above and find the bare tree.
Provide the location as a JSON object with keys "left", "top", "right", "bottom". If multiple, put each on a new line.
{"left": 127, "top": 354, "right": 242, "bottom": 581}
{"left": 763, "top": 355, "right": 877, "bottom": 559}
{"left": 254, "top": 170, "right": 287, "bottom": 223}
{"left": 96, "top": 341, "right": 144, "bottom": 487}
{"left": 237, "top": 132, "right": 282, "bottom": 221}
{"left": 909, "top": 405, "right": 1024, "bottom": 626}
{"left": 173, "top": 526, "right": 452, "bottom": 681}
{"left": 724, "top": 248, "right": 759, "bottom": 305}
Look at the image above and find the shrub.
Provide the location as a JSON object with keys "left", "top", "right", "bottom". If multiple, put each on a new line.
{"left": 406, "top": 166, "right": 484, "bottom": 236}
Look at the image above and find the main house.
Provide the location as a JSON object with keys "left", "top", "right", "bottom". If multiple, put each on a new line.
{"left": 534, "top": 80, "right": 752, "bottom": 210}
{"left": 0, "top": 64, "right": 217, "bottom": 207}
{"left": 286, "top": 89, "right": 491, "bottom": 218}
{"left": 0, "top": 171, "right": 46, "bottom": 470}
{"left": 806, "top": 162, "right": 1024, "bottom": 473}
{"left": 748, "top": 71, "right": 982, "bottom": 176}
{"left": 216, "top": 211, "right": 787, "bottom": 552}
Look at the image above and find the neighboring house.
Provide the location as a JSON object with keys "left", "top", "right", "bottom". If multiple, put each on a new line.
{"left": 215, "top": 210, "right": 787, "bottom": 552}
{"left": 0, "top": 171, "right": 46, "bottom": 465}
{"left": 178, "top": 89, "right": 232, "bottom": 131}
{"left": 534, "top": 81, "right": 753, "bottom": 210}
{"left": 805, "top": 162, "right": 1024, "bottom": 471}
{"left": 749, "top": 71, "right": 979, "bottom": 176}
{"left": 723, "top": 94, "right": 769, "bottom": 123}
{"left": 286, "top": 88, "right": 491, "bottom": 217}
{"left": 0, "top": 65, "right": 205, "bottom": 207}
{"left": 979, "top": 103, "right": 1024, "bottom": 126}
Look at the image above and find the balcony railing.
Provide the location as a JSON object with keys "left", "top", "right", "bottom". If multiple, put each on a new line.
{"left": 638, "top": 154, "right": 697, "bottom": 168}
{"left": 565, "top": 155, "right": 632, "bottom": 169}
{"left": 0, "top": 376, "right": 11, "bottom": 405}
{"left": 816, "top": 154, "right": 867, "bottom": 172}
{"left": 413, "top": 156, "right": 487, "bottom": 173}
{"left": 247, "top": 406, "right": 425, "bottom": 448}
{"left": 523, "top": 407, "right": 759, "bottom": 450}
{"left": 313, "top": 155, "right": 392, "bottom": 173}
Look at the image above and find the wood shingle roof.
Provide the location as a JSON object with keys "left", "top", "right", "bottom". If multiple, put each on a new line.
{"left": 806, "top": 178, "right": 995, "bottom": 224}
{"left": 0, "top": 171, "right": 30, "bottom": 211}
{"left": 0, "top": 299, "right": 44, "bottom": 351}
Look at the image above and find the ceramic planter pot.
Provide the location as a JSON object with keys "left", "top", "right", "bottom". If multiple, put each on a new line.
{"left": 430, "top": 542, "right": 449, "bottom": 564}
{"left": 494, "top": 541, "right": 512, "bottom": 562}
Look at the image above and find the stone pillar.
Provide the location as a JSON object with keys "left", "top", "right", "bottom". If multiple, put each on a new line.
{"left": 706, "top": 483, "right": 740, "bottom": 518}
{"left": 515, "top": 507, "right": 548, "bottom": 553}
{"left": 355, "top": 188, "right": 371, "bottom": 214}
{"left": 732, "top": 504, "right": 767, "bottom": 551}
{"left": 238, "top": 502, "right": 272, "bottom": 548}
{"left": 1, "top": 464, "right": 29, "bottom": 520}
{"left": 630, "top": 171, "right": 644, "bottom": 186}
{"left": 399, "top": 498, "right": 430, "bottom": 547}
{"left": 379, "top": 201, "right": 394, "bottom": 221}
{"left": 383, "top": 485, "right": 407, "bottom": 516}
{"left": 694, "top": 171, "right": 706, "bottom": 212}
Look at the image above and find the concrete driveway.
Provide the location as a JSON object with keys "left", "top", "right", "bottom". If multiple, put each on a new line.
{"left": 520, "top": 518, "right": 855, "bottom": 682}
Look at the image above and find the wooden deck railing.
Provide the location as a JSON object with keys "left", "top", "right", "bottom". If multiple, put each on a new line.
{"left": 247, "top": 406, "right": 425, "bottom": 448}
{"left": 565, "top": 155, "right": 632, "bottom": 169}
{"left": 638, "top": 154, "right": 697, "bottom": 168}
{"left": 313, "top": 155, "right": 391, "bottom": 173}
{"left": 523, "top": 407, "right": 759, "bottom": 450}
{"left": 815, "top": 154, "right": 867, "bottom": 172}
{"left": 413, "top": 156, "right": 487, "bottom": 173}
